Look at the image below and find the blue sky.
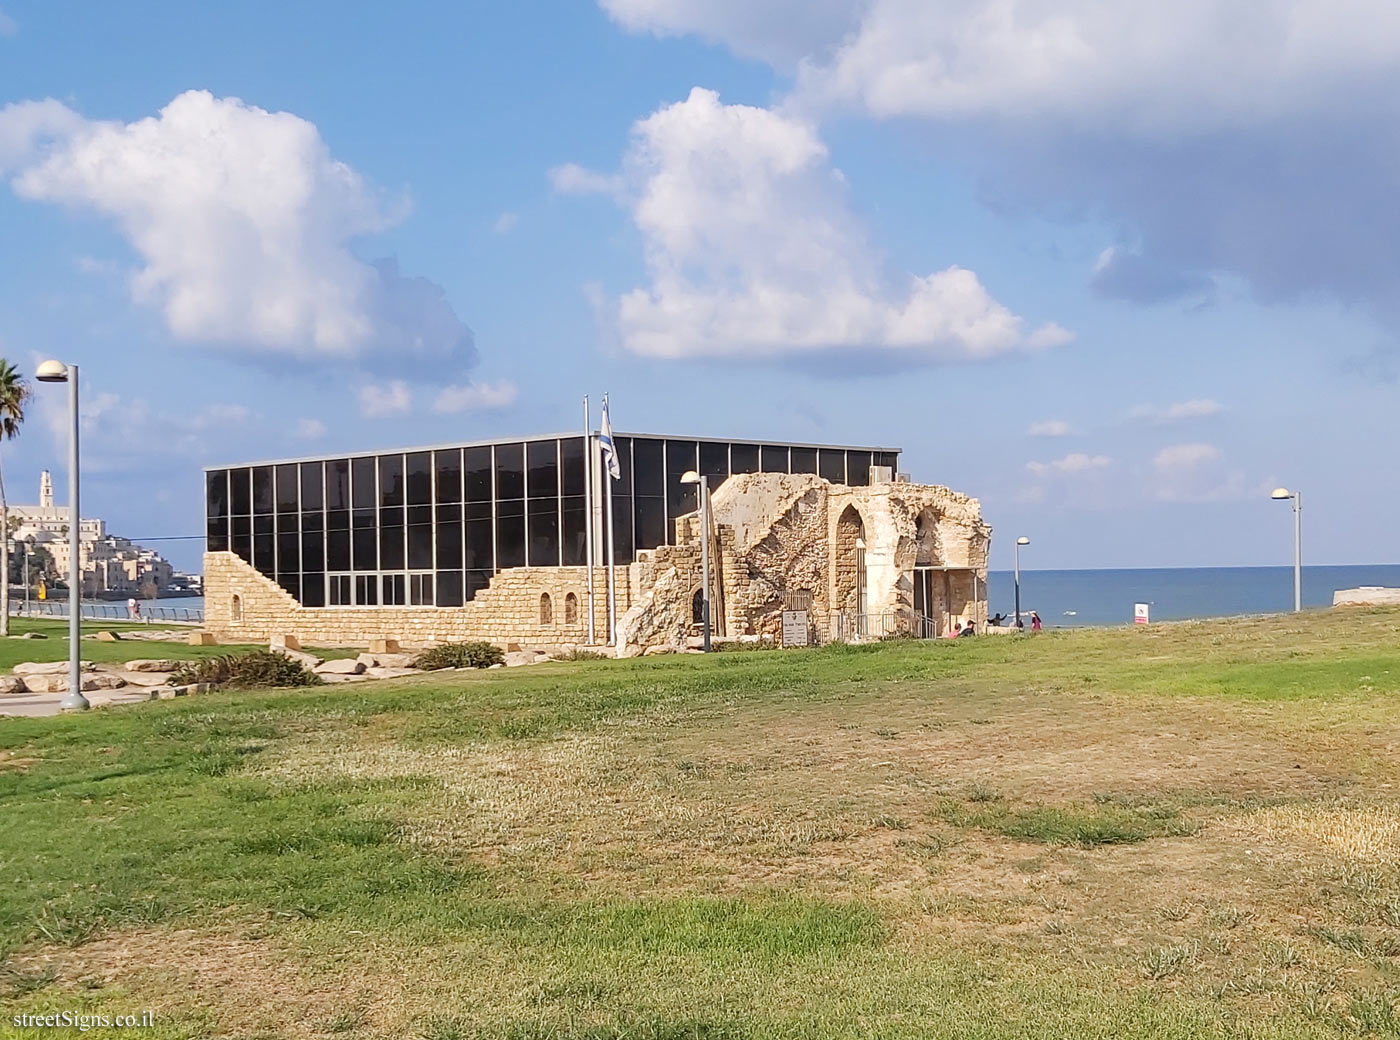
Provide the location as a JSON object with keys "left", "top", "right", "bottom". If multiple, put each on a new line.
{"left": 1, "top": 1, "right": 1396, "bottom": 574}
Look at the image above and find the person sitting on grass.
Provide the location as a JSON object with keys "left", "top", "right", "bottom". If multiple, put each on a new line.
{"left": 959, "top": 620, "right": 976, "bottom": 637}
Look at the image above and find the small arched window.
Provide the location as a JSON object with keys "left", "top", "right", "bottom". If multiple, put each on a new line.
{"left": 564, "top": 592, "right": 578, "bottom": 624}
{"left": 692, "top": 588, "right": 705, "bottom": 624}
{"left": 540, "top": 593, "right": 553, "bottom": 625}
{"left": 231, "top": 594, "right": 243, "bottom": 624}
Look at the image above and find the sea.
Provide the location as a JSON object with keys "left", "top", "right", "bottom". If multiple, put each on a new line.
{"left": 988, "top": 565, "right": 1400, "bottom": 628}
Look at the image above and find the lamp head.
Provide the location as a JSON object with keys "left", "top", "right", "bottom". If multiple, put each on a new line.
{"left": 1271, "top": 487, "right": 1292, "bottom": 500}
{"left": 680, "top": 470, "right": 700, "bottom": 485}
{"left": 35, "top": 360, "right": 69, "bottom": 383}
{"left": 1016, "top": 537, "right": 1030, "bottom": 545}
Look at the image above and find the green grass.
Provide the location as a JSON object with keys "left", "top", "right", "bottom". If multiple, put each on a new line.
{"left": 1, "top": 608, "right": 1399, "bottom": 1037}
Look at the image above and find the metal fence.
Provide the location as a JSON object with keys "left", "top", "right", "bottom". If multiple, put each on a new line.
{"left": 829, "top": 611, "right": 958, "bottom": 642}
{"left": 9, "top": 601, "right": 205, "bottom": 624}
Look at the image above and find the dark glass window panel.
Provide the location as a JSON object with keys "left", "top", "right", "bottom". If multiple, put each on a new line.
{"left": 665, "top": 440, "right": 697, "bottom": 482}
{"left": 875, "top": 452, "right": 900, "bottom": 475}
{"left": 406, "top": 451, "right": 432, "bottom": 504}
{"left": 231, "top": 516, "right": 251, "bottom": 562}
{"left": 252, "top": 467, "right": 274, "bottom": 514}
{"left": 253, "top": 514, "right": 274, "bottom": 535}
{"left": 277, "top": 532, "right": 299, "bottom": 575}
{"left": 465, "top": 519, "right": 493, "bottom": 570}
{"left": 465, "top": 446, "right": 492, "bottom": 502}
{"left": 206, "top": 470, "right": 229, "bottom": 519}
{"left": 253, "top": 534, "right": 275, "bottom": 575}
{"left": 301, "top": 530, "right": 324, "bottom": 572}
{"left": 436, "top": 503, "right": 461, "bottom": 523}
{"left": 612, "top": 496, "right": 635, "bottom": 562}
{"left": 528, "top": 498, "right": 559, "bottom": 566}
{"left": 730, "top": 444, "right": 759, "bottom": 474}
{"left": 355, "top": 574, "right": 378, "bottom": 606}
{"left": 408, "top": 524, "right": 433, "bottom": 569}
{"left": 301, "top": 510, "right": 324, "bottom": 533}
{"left": 378, "top": 454, "right": 404, "bottom": 507}
{"left": 326, "top": 459, "right": 350, "bottom": 509}
{"left": 382, "top": 573, "right": 406, "bottom": 607}
{"left": 667, "top": 482, "right": 696, "bottom": 523}
{"left": 666, "top": 440, "right": 699, "bottom": 525}
{"left": 379, "top": 524, "right": 405, "bottom": 570}
{"left": 436, "top": 571, "right": 464, "bottom": 607}
{"left": 353, "top": 508, "right": 375, "bottom": 529}
{"left": 328, "top": 575, "right": 351, "bottom": 606}
{"left": 635, "top": 498, "right": 666, "bottom": 552}
{"left": 409, "top": 573, "right": 434, "bottom": 606}
{"left": 790, "top": 447, "right": 818, "bottom": 474}
{"left": 465, "top": 499, "right": 491, "bottom": 521}
{"left": 760, "top": 445, "right": 789, "bottom": 473}
{"left": 380, "top": 505, "right": 405, "bottom": 529}
{"left": 611, "top": 436, "right": 633, "bottom": 489}
{"left": 700, "top": 442, "right": 729, "bottom": 482}
{"left": 435, "top": 449, "right": 462, "bottom": 503}
{"left": 230, "top": 467, "right": 252, "bottom": 514}
{"left": 527, "top": 440, "right": 559, "bottom": 499}
{"left": 276, "top": 464, "right": 298, "bottom": 513}
{"left": 632, "top": 438, "right": 664, "bottom": 495}
{"left": 819, "top": 449, "right": 845, "bottom": 484}
{"left": 275, "top": 512, "right": 299, "bottom": 536}
{"left": 847, "top": 451, "right": 872, "bottom": 486}
{"left": 353, "top": 527, "right": 377, "bottom": 571}
{"left": 407, "top": 504, "right": 431, "bottom": 526}
{"left": 300, "top": 461, "right": 324, "bottom": 510}
{"left": 351, "top": 457, "right": 376, "bottom": 509}
{"left": 327, "top": 508, "right": 349, "bottom": 532}
{"left": 465, "top": 569, "right": 492, "bottom": 602}
{"left": 277, "top": 575, "right": 300, "bottom": 600}
{"left": 560, "top": 437, "right": 586, "bottom": 497}
{"left": 436, "top": 517, "right": 463, "bottom": 568}
{"left": 561, "top": 496, "right": 587, "bottom": 567}
{"left": 206, "top": 517, "right": 229, "bottom": 553}
{"left": 495, "top": 441, "right": 524, "bottom": 500}
{"left": 496, "top": 508, "right": 525, "bottom": 570}
{"left": 327, "top": 530, "right": 350, "bottom": 571}
{"left": 301, "top": 574, "right": 325, "bottom": 607}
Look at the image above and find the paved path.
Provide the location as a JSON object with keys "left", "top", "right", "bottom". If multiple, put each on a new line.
{"left": 0, "top": 689, "right": 157, "bottom": 718}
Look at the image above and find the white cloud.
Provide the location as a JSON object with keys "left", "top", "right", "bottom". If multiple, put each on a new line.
{"left": 549, "top": 162, "right": 623, "bottom": 196}
{"left": 1151, "top": 441, "right": 1247, "bottom": 502}
{"left": 587, "top": 87, "right": 1069, "bottom": 361}
{"left": 1028, "top": 419, "right": 1071, "bottom": 437}
{"left": 1153, "top": 442, "right": 1223, "bottom": 471}
{"left": 0, "top": 8, "right": 17, "bottom": 37}
{"left": 432, "top": 379, "right": 518, "bottom": 413}
{"left": 358, "top": 381, "right": 412, "bottom": 418}
{"left": 294, "top": 417, "right": 326, "bottom": 439}
{"left": 494, "top": 211, "right": 518, "bottom": 234}
{"left": 1128, "top": 399, "right": 1223, "bottom": 424}
{"left": 1026, "top": 452, "right": 1110, "bottom": 476}
{"left": 0, "top": 90, "right": 475, "bottom": 367}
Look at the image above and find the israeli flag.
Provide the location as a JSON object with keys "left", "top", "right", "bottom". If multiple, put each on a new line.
{"left": 599, "top": 398, "right": 621, "bottom": 480}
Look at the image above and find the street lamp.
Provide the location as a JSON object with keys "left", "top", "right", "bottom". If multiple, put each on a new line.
{"left": 680, "top": 469, "right": 711, "bottom": 652}
{"left": 36, "top": 360, "right": 86, "bottom": 711}
{"left": 1014, "top": 537, "right": 1030, "bottom": 629}
{"left": 1271, "top": 487, "right": 1302, "bottom": 613}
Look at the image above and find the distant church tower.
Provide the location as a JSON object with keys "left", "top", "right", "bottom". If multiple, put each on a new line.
{"left": 39, "top": 470, "right": 53, "bottom": 508}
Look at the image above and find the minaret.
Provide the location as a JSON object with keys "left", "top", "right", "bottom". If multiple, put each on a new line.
{"left": 39, "top": 470, "right": 53, "bottom": 508}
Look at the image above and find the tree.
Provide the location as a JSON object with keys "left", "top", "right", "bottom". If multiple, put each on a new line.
{"left": 0, "top": 359, "right": 32, "bottom": 636}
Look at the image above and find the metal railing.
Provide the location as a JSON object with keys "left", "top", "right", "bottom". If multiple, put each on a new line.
{"left": 830, "top": 611, "right": 958, "bottom": 642}
{"left": 9, "top": 601, "right": 205, "bottom": 624}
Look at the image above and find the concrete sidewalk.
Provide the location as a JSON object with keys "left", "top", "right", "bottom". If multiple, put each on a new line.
{"left": 0, "top": 688, "right": 163, "bottom": 718}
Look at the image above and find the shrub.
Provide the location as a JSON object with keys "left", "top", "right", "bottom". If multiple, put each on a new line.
{"left": 555, "top": 646, "right": 607, "bottom": 661}
{"left": 412, "top": 641, "right": 505, "bottom": 670}
{"left": 169, "top": 650, "right": 322, "bottom": 689}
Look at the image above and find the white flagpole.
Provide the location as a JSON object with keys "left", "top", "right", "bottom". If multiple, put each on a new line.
{"left": 583, "top": 396, "right": 595, "bottom": 645}
{"left": 604, "top": 394, "right": 617, "bottom": 646}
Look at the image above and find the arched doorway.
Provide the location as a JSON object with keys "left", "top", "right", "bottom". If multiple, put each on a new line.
{"left": 912, "top": 509, "right": 944, "bottom": 637}
{"left": 835, "top": 505, "right": 867, "bottom": 636}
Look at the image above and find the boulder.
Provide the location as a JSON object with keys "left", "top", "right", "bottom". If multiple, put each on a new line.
{"left": 375, "top": 652, "right": 417, "bottom": 668}
{"left": 95, "top": 631, "right": 123, "bottom": 642}
{"left": 369, "top": 638, "right": 401, "bottom": 654}
{"left": 154, "top": 686, "right": 181, "bottom": 700}
{"left": 314, "top": 658, "right": 365, "bottom": 675}
{"left": 0, "top": 676, "right": 27, "bottom": 695}
{"left": 503, "top": 650, "right": 547, "bottom": 667}
{"left": 124, "top": 659, "right": 180, "bottom": 672}
{"left": 365, "top": 666, "right": 419, "bottom": 680}
{"left": 85, "top": 673, "right": 128, "bottom": 690}
{"left": 355, "top": 652, "right": 380, "bottom": 668}
{"left": 23, "top": 673, "right": 116, "bottom": 694}
{"left": 272, "top": 646, "right": 322, "bottom": 670}
{"left": 122, "top": 671, "right": 176, "bottom": 688}
{"left": 14, "top": 660, "right": 94, "bottom": 675}
{"left": 188, "top": 631, "right": 217, "bottom": 646}
{"left": 14, "top": 632, "right": 47, "bottom": 639}
{"left": 642, "top": 645, "right": 675, "bottom": 656}
{"left": 270, "top": 634, "right": 302, "bottom": 651}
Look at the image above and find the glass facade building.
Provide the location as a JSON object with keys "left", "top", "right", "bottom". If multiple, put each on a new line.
{"left": 205, "top": 433, "right": 900, "bottom": 608}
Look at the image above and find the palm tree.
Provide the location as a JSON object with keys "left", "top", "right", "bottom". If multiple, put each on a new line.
{"left": 0, "top": 359, "right": 32, "bottom": 636}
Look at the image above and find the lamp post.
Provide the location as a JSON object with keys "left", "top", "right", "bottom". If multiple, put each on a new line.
{"left": 36, "top": 360, "right": 86, "bottom": 711}
{"left": 680, "top": 469, "right": 711, "bottom": 652}
{"left": 1014, "top": 536, "right": 1030, "bottom": 629}
{"left": 1271, "top": 487, "right": 1302, "bottom": 613}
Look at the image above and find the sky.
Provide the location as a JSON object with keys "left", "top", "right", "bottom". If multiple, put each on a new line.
{"left": 1, "top": 0, "right": 1397, "bottom": 574}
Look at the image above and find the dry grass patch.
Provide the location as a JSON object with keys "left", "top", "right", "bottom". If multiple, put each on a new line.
{"left": 1225, "top": 803, "right": 1400, "bottom": 863}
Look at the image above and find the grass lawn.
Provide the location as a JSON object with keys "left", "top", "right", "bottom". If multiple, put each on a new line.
{"left": 2, "top": 609, "right": 1400, "bottom": 1037}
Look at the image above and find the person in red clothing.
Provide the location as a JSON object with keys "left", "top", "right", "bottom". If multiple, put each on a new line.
{"left": 1030, "top": 611, "right": 1042, "bottom": 632}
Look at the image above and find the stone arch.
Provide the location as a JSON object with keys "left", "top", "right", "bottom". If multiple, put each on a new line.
{"left": 230, "top": 594, "right": 243, "bottom": 624}
{"left": 564, "top": 592, "right": 579, "bottom": 625}
{"left": 539, "top": 593, "right": 553, "bottom": 625}
{"left": 834, "top": 505, "right": 867, "bottom": 618}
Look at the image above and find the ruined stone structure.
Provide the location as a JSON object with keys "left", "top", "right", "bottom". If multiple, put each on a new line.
{"left": 202, "top": 434, "right": 987, "bottom": 652}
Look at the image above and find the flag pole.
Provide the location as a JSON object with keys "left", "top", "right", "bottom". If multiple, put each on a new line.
{"left": 604, "top": 394, "right": 617, "bottom": 647}
{"left": 583, "top": 395, "right": 595, "bottom": 645}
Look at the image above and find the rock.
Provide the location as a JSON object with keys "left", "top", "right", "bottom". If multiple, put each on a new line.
{"left": 618, "top": 644, "right": 644, "bottom": 659}
{"left": 642, "top": 645, "right": 675, "bottom": 656}
{"left": 95, "top": 631, "right": 123, "bottom": 642}
{"left": 124, "top": 659, "right": 180, "bottom": 672}
{"left": 14, "top": 632, "right": 47, "bottom": 639}
{"left": 319, "top": 672, "right": 371, "bottom": 683}
{"left": 14, "top": 660, "right": 94, "bottom": 675}
{"left": 154, "top": 686, "right": 180, "bottom": 700}
{"left": 0, "top": 676, "right": 27, "bottom": 695}
{"left": 270, "top": 634, "right": 302, "bottom": 651}
{"left": 122, "top": 671, "right": 176, "bottom": 688}
{"left": 365, "top": 666, "right": 418, "bottom": 680}
{"left": 272, "top": 646, "right": 322, "bottom": 670}
{"left": 85, "top": 673, "right": 127, "bottom": 690}
{"left": 356, "top": 653, "right": 380, "bottom": 668}
{"left": 188, "top": 631, "right": 217, "bottom": 646}
{"left": 23, "top": 673, "right": 119, "bottom": 693}
{"left": 503, "top": 650, "right": 547, "bottom": 667}
{"left": 314, "top": 658, "right": 365, "bottom": 675}
{"left": 370, "top": 638, "right": 402, "bottom": 654}
{"left": 487, "top": 663, "right": 504, "bottom": 670}
{"left": 375, "top": 652, "right": 416, "bottom": 668}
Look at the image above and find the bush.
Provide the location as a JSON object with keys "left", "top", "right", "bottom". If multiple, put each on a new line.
{"left": 554, "top": 646, "right": 606, "bottom": 661}
{"left": 169, "top": 650, "right": 322, "bottom": 689}
{"left": 412, "top": 641, "right": 504, "bottom": 670}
